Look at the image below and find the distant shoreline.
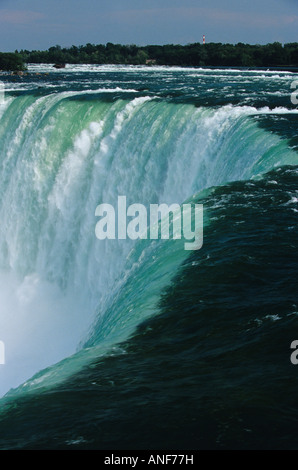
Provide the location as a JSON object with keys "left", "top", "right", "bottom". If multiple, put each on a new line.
{"left": 1, "top": 42, "right": 298, "bottom": 72}
{"left": 15, "top": 42, "right": 298, "bottom": 70}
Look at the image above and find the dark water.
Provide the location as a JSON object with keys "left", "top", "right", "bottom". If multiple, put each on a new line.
{"left": 0, "top": 65, "right": 297, "bottom": 450}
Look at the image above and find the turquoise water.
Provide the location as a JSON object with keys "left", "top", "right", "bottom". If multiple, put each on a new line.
{"left": 0, "top": 64, "right": 297, "bottom": 449}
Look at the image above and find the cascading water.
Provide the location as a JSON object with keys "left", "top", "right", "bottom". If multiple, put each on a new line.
{"left": 0, "top": 65, "right": 297, "bottom": 450}
{"left": 0, "top": 66, "right": 297, "bottom": 400}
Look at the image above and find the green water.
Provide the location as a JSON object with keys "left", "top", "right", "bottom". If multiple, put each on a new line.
{"left": 0, "top": 64, "right": 297, "bottom": 449}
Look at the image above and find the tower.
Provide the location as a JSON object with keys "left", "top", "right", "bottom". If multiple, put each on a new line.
{"left": 203, "top": 35, "right": 206, "bottom": 45}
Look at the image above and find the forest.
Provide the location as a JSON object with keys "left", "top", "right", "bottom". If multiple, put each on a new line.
{"left": 0, "top": 52, "right": 26, "bottom": 71}
{"left": 18, "top": 42, "right": 298, "bottom": 68}
{"left": 1, "top": 42, "right": 298, "bottom": 70}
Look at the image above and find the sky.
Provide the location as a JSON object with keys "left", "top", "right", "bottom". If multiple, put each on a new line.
{"left": 0, "top": 0, "right": 297, "bottom": 52}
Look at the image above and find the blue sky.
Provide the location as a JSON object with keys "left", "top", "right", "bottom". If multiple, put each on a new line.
{"left": 0, "top": 0, "right": 297, "bottom": 51}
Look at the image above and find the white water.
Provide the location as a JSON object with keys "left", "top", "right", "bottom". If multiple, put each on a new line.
{"left": 0, "top": 89, "right": 297, "bottom": 398}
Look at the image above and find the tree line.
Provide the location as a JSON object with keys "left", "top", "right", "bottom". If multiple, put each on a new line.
{"left": 1, "top": 42, "right": 298, "bottom": 71}
{"left": 0, "top": 52, "right": 26, "bottom": 71}
{"left": 18, "top": 42, "right": 298, "bottom": 68}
